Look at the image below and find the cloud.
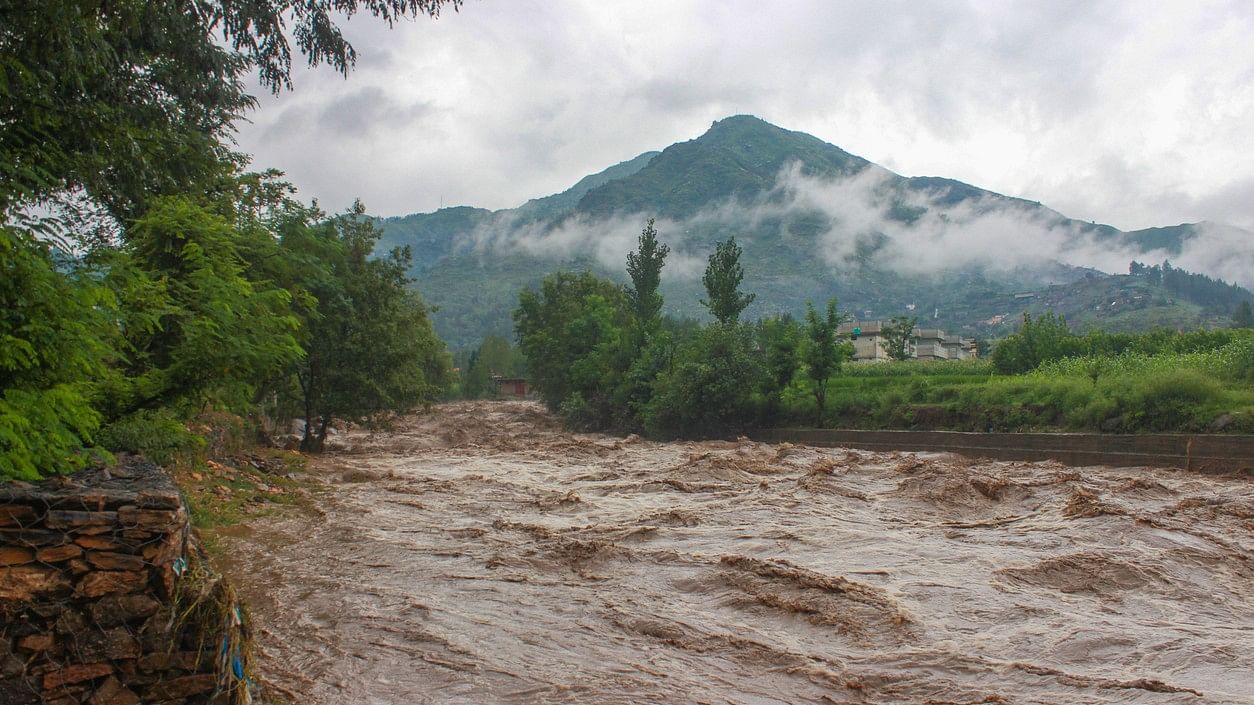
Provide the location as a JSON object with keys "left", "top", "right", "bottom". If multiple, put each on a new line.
{"left": 449, "top": 161, "right": 1254, "bottom": 290}
{"left": 1154, "top": 222, "right": 1254, "bottom": 289}
{"left": 461, "top": 210, "right": 708, "bottom": 281}
{"left": 316, "top": 87, "right": 435, "bottom": 137}
{"left": 233, "top": 0, "right": 1254, "bottom": 255}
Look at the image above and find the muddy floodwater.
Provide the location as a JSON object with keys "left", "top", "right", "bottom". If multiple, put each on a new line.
{"left": 215, "top": 401, "right": 1253, "bottom": 705}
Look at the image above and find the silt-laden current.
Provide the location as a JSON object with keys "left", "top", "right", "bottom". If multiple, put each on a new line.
{"left": 216, "top": 402, "right": 1252, "bottom": 704}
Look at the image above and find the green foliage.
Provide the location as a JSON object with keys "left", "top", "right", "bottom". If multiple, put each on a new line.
{"left": 881, "top": 315, "right": 918, "bottom": 361}
{"left": 1111, "top": 370, "right": 1226, "bottom": 432}
{"left": 802, "top": 298, "right": 850, "bottom": 420}
{"left": 992, "top": 312, "right": 1250, "bottom": 376}
{"left": 701, "top": 237, "right": 755, "bottom": 325}
{"left": 612, "top": 331, "right": 677, "bottom": 431}
{"left": 773, "top": 338, "right": 1252, "bottom": 434}
{"left": 1234, "top": 301, "right": 1254, "bottom": 328}
{"left": 514, "top": 264, "right": 1248, "bottom": 439}
{"left": 644, "top": 324, "right": 765, "bottom": 438}
{"left": 1033, "top": 335, "right": 1253, "bottom": 384}
{"left": 112, "top": 197, "right": 303, "bottom": 414}
{"left": 0, "top": 228, "right": 113, "bottom": 479}
{"left": 461, "top": 335, "right": 525, "bottom": 399}
{"left": 991, "top": 312, "right": 1077, "bottom": 374}
{"left": 841, "top": 358, "right": 994, "bottom": 377}
{"left": 2, "top": 1, "right": 463, "bottom": 479}
{"left": 513, "top": 271, "right": 630, "bottom": 415}
{"left": 96, "top": 409, "right": 205, "bottom": 468}
{"left": 758, "top": 315, "right": 802, "bottom": 399}
{"left": 625, "top": 218, "right": 670, "bottom": 329}
{"left": 281, "top": 203, "right": 450, "bottom": 450}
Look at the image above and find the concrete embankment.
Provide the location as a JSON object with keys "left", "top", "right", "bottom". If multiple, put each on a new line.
{"left": 756, "top": 429, "right": 1254, "bottom": 474}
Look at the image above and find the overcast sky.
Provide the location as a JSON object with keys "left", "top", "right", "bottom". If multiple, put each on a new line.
{"left": 234, "top": 0, "right": 1254, "bottom": 233}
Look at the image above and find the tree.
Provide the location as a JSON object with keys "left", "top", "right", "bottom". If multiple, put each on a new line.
{"left": 0, "top": 227, "right": 114, "bottom": 479}
{"left": 1233, "top": 301, "right": 1254, "bottom": 328}
{"left": 1, "top": 1, "right": 462, "bottom": 475}
{"left": 644, "top": 324, "right": 765, "bottom": 438}
{"left": 282, "top": 202, "right": 450, "bottom": 451}
{"left": 1, "top": 0, "right": 460, "bottom": 221}
{"left": 700, "top": 237, "right": 755, "bottom": 325}
{"left": 625, "top": 218, "right": 670, "bottom": 329}
{"left": 112, "top": 197, "right": 304, "bottom": 414}
{"left": 991, "top": 312, "right": 1078, "bottom": 374}
{"left": 880, "top": 316, "right": 918, "bottom": 361}
{"left": 463, "top": 335, "right": 520, "bottom": 398}
{"left": 758, "top": 315, "right": 802, "bottom": 398}
{"left": 513, "top": 271, "right": 630, "bottom": 416}
{"left": 803, "top": 298, "right": 849, "bottom": 422}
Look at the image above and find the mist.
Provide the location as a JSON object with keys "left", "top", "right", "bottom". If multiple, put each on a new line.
{"left": 451, "top": 162, "right": 1253, "bottom": 290}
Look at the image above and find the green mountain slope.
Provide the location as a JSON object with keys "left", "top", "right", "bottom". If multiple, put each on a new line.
{"left": 575, "top": 115, "right": 869, "bottom": 218}
{"left": 517, "top": 150, "right": 660, "bottom": 222}
{"left": 381, "top": 115, "right": 1251, "bottom": 349}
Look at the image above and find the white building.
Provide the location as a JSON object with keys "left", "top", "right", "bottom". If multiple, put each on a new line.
{"left": 836, "top": 321, "right": 978, "bottom": 362}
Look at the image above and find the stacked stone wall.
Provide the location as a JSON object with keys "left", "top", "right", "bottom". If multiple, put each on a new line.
{"left": 0, "top": 460, "right": 247, "bottom": 705}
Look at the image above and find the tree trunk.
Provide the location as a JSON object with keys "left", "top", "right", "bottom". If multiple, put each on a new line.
{"left": 298, "top": 369, "right": 319, "bottom": 453}
{"left": 316, "top": 415, "right": 331, "bottom": 450}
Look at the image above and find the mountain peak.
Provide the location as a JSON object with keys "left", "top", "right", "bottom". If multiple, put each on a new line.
{"left": 574, "top": 115, "right": 869, "bottom": 218}
{"left": 699, "top": 114, "right": 815, "bottom": 146}
{"left": 706, "top": 113, "right": 775, "bottom": 131}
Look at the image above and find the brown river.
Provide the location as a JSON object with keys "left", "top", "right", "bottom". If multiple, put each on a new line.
{"left": 215, "top": 401, "right": 1253, "bottom": 705}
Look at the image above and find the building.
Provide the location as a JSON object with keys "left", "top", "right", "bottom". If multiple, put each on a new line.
{"left": 836, "top": 321, "right": 978, "bottom": 362}
{"left": 491, "top": 376, "right": 529, "bottom": 398}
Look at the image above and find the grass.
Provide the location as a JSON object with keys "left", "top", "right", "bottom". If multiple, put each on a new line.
{"left": 98, "top": 408, "right": 321, "bottom": 533}
{"left": 779, "top": 339, "right": 1254, "bottom": 433}
{"left": 175, "top": 447, "right": 315, "bottom": 531}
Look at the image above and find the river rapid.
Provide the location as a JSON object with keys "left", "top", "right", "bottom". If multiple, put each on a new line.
{"left": 215, "top": 401, "right": 1253, "bottom": 705}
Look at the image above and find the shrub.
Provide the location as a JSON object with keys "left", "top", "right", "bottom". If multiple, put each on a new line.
{"left": 97, "top": 409, "right": 205, "bottom": 467}
{"left": 1111, "top": 370, "right": 1226, "bottom": 432}
{"left": 645, "top": 324, "right": 765, "bottom": 438}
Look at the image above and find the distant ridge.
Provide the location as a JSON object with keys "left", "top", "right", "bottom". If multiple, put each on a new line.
{"left": 375, "top": 115, "right": 1253, "bottom": 348}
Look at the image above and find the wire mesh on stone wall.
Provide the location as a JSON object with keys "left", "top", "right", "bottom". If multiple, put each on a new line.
{"left": 0, "top": 458, "right": 254, "bottom": 705}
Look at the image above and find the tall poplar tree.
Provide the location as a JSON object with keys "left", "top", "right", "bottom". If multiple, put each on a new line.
{"left": 626, "top": 219, "right": 670, "bottom": 329}
{"left": 700, "top": 237, "right": 755, "bottom": 325}
{"left": 804, "top": 298, "right": 849, "bottom": 422}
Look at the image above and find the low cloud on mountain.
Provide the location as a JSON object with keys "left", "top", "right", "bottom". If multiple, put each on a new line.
{"left": 456, "top": 162, "right": 1253, "bottom": 289}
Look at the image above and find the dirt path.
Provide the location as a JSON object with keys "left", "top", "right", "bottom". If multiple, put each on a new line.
{"left": 214, "top": 401, "right": 1253, "bottom": 704}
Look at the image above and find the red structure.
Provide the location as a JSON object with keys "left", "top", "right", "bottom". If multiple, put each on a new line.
{"left": 492, "top": 376, "right": 529, "bottom": 398}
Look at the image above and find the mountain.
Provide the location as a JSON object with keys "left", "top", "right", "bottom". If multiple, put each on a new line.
{"left": 377, "top": 115, "right": 1253, "bottom": 349}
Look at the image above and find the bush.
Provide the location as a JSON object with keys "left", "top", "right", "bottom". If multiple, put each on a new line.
{"left": 97, "top": 409, "right": 205, "bottom": 467}
{"left": 1111, "top": 370, "right": 1226, "bottom": 432}
{"left": 645, "top": 325, "right": 765, "bottom": 438}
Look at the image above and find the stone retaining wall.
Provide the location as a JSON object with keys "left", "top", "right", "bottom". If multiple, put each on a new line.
{"left": 0, "top": 460, "right": 248, "bottom": 705}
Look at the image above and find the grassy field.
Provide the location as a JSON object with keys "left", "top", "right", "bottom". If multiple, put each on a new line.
{"left": 779, "top": 336, "right": 1254, "bottom": 433}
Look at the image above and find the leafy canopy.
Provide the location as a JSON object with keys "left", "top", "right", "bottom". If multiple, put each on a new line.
{"left": 803, "top": 298, "right": 850, "bottom": 420}
{"left": 1, "top": 0, "right": 459, "bottom": 220}
{"left": 280, "top": 202, "right": 450, "bottom": 450}
{"left": 626, "top": 218, "right": 670, "bottom": 327}
{"left": 513, "top": 271, "right": 630, "bottom": 418}
{"left": 0, "top": 228, "right": 113, "bottom": 479}
{"left": 881, "top": 316, "right": 918, "bottom": 361}
{"left": 700, "top": 237, "right": 755, "bottom": 325}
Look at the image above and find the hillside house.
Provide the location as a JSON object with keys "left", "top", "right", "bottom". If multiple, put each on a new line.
{"left": 836, "top": 321, "right": 978, "bottom": 362}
